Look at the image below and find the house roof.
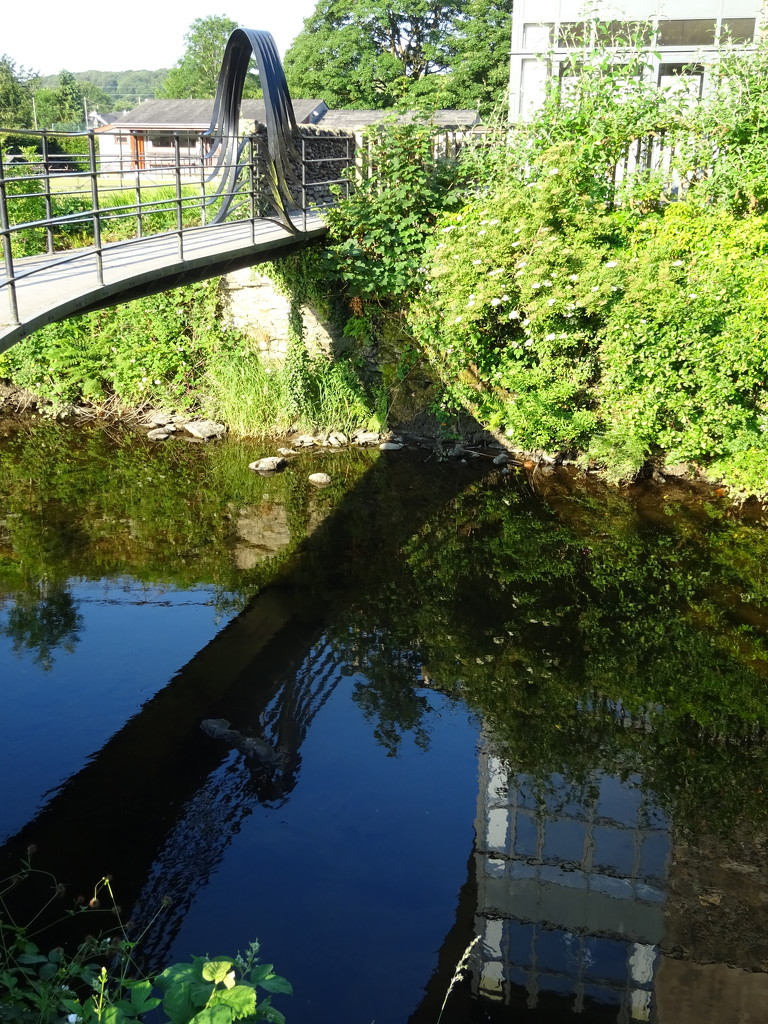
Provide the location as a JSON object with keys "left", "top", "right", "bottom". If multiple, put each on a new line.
{"left": 112, "top": 98, "right": 328, "bottom": 128}
{"left": 316, "top": 109, "right": 481, "bottom": 130}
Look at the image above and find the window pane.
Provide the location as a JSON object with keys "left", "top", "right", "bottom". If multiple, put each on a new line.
{"left": 524, "top": 23, "right": 553, "bottom": 49}
{"left": 601, "top": 21, "right": 653, "bottom": 46}
{"left": 721, "top": 18, "right": 756, "bottom": 42}
{"left": 558, "top": 22, "right": 589, "bottom": 47}
{"left": 657, "top": 19, "right": 716, "bottom": 46}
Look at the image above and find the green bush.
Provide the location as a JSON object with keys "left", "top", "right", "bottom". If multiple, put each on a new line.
{"left": 0, "top": 863, "right": 291, "bottom": 1024}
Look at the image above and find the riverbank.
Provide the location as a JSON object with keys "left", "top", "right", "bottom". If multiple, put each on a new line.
{"left": 2, "top": 378, "right": 761, "bottom": 520}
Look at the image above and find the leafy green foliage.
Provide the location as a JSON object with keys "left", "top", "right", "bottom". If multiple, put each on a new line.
{"left": 284, "top": 0, "right": 508, "bottom": 109}
{"left": 397, "top": 39, "right": 768, "bottom": 497}
{"left": 0, "top": 280, "right": 229, "bottom": 409}
{"left": 160, "top": 17, "right": 260, "bottom": 100}
{"left": 323, "top": 120, "right": 462, "bottom": 302}
{"left": 0, "top": 56, "right": 34, "bottom": 130}
{"left": 34, "top": 71, "right": 169, "bottom": 110}
{"left": 0, "top": 863, "right": 289, "bottom": 1024}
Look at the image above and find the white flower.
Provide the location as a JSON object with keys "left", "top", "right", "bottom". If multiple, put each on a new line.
{"left": 477, "top": 229, "right": 487, "bottom": 236}
{"left": 508, "top": 310, "right": 520, "bottom": 319}
{"left": 522, "top": 318, "right": 530, "bottom": 326}
{"left": 531, "top": 282, "right": 541, "bottom": 289}
{"left": 671, "top": 259, "right": 684, "bottom": 267}
{"left": 466, "top": 299, "right": 476, "bottom": 307}
{"left": 549, "top": 167, "right": 560, "bottom": 175}
{"left": 591, "top": 286, "right": 600, "bottom": 292}
{"left": 511, "top": 241, "right": 520, "bottom": 247}
{"left": 516, "top": 260, "right": 527, "bottom": 268}
{"left": 454, "top": 315, "right": 463, "bottom": 323}
{"left": 435, "top": 243, "right": 445, "bottom": 250}
{"left": 548, "top": 298, "right": 556, "bottom": 305}
{"left": 605, "top": 260, "right": 618, "bottom": 268}
{"left": 501, "top": 294, "right": 510, "bottom": 301}
{"left": 569, "top": 273, "right": 578, "bottom": 281}
{"left": 488, "top": 218, "right": 500, "bottom": 225}
{"left": 491, "top": 297, "right": 502, "bottom": 306}
{"left": 441, "top": 226, "right": 455, "bottom": 233}
{"left": 488, "top": 268, "right": 505, "bottom": 277}
{"left": 688, "top": 293, "right": 698, "bottom": 299}
{"left": 524, "top": 339, "right": 534, "bottom": 347}
{"left": 543, "top": 280, "right": 552, "bottom": 287}
{"left": 472, "top": 258, "right": 482, "bottom": 265}
{"left": 545, "top": 333, "right": 557, "bottom": 341}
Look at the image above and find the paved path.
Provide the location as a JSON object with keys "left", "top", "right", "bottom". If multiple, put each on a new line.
{"left": 0, "top": 212, "right": 326, "bottom": 353}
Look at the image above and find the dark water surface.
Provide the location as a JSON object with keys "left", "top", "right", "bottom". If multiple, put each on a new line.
{"left": 1, "top": 418, "right": 768, "bottom": 1024}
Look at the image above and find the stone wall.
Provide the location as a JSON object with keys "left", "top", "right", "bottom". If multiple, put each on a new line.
{"left": 220, "top": 267, "right": 342, "bottom": 360}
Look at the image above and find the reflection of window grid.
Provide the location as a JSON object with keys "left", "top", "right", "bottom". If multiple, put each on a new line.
{"left": 474, "top": 751, "right": 668, "bottom": 1017}
{"left": 478, "top": 917, "right": 655, "bottom": 1017}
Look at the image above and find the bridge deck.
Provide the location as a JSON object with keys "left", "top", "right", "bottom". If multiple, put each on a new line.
{"left": 0, "top": 212, "right": 327, "bottom": 353}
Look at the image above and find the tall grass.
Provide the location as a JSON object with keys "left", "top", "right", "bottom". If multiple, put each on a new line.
{"left": 204, "top": 345, "right": 382, "bottom": 438}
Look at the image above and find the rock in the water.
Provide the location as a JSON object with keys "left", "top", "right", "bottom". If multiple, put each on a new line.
{"left": 308, "top": 472, "right": 332, "bottom": 487}
{"left": 492, "top": 452, "right": 509, "bottom": 466}
{"left": 446, "top": 445, "right": 466, "bottom": 458}
{"left": 352, "top": 430, "right": 380, "bottom": 446}
{"left": 144, "top": 410, "right": 175, "bottom": 427}
{"left": 200, "top": 718, "right": 280, "bottom": 763}
{"left": 326, "top": 431, "right": 348, "bottom": 447}
{"left": 184, "top": 419, "right": 226, "bottom": 440}
{"left": 248, "top": 456, "right": 287, "bottom": 473}
{"left": 292, "top": 434, "right": 317, "bottom": 448}
{"left": 277, "top": 447, "right": 298, "bottom": 457}
{"left": 147, "top": 428, "right": 171, "bottom": 441}
{"left": 379, "top": 441, "right": 404, "bottom": 451}
{"left": 663, "top": 463, "right": 692, "bottom": 478}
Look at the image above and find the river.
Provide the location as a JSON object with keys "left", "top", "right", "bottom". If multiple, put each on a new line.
{"left": 1, "top": 417, "right": 767, "bottom": 1024}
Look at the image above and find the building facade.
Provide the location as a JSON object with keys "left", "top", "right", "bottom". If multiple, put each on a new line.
{"left": 508, "top": 0, "right": 764, "bottom": 120}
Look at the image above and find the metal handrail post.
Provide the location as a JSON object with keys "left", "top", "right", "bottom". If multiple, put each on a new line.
{"left": 133, "top": 131, "right": 143, "bottom": 238}
{"left": 173, "top": 132, "right": 184, "bottom": 260}
{"left": 0, "top": 140, "right": 20, "bottom": 326}
{"left": 199, "top": 135, "right": 207, "bottom": 226}
{"left": 41, "top": 132, "right": 54, "bottom": 253}
{"left": 87, "top": 129, "right": 103, "bottom": 286}
{"left": 301, "top": 135, "right": 307, "bottom": 232}
{"left": 248, "top": 135, "right": 256, "bottom": 244}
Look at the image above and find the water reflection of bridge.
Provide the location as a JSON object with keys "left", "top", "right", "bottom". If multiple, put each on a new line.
{"left": 0, "top": 452, "right": 487, "bottom": 971}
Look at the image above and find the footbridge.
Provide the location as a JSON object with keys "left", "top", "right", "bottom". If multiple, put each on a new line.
{"left": 0, "top": 29, "right": 353, "bottom": 354}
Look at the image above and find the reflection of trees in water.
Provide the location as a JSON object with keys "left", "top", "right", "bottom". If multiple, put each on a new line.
{"left": 330, "top": 623, "right": 434, "bottom": 756}
{"left": 1, "top": 580, "right": 82, "bottom": 670}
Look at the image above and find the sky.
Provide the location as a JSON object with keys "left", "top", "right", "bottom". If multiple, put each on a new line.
{"left": 2, "top": 0, "right": 318, "bottom": 77}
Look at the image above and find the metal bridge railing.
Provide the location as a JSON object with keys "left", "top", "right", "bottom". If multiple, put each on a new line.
{"left": 0, "top": 125, "right": 355, "bottom": 328}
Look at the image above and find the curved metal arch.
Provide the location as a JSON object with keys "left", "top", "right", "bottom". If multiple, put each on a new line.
{"left": 203, "top": 28, "right": 301, "bottom": 231}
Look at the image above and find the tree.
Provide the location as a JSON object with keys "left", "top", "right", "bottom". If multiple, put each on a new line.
{"left": 283, "top": 0, "right": 512, "bottom": 110}
{"left": 451, "top": 0, "right": 513, "bottom": 115}
{"left": 55, "top": 70, "right": 85, "bottom": 126}
{"left": 284, "top": 0, "right": 465, "bottom": 107}
{"left": 161, "top": 15, "right": 261, "bottom": 99}
{"left": 0, "top": 54, "right": 34, "bottom": 130}
{"left": 79, "top": 80, "right": 113, "bottom": 114}
{"left": 30, "top": 71, "right": 85, "bottom": 129}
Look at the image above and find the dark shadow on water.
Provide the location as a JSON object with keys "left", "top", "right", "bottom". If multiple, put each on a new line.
{"left": 0, "top": 446, "right": 490, "bottom": 968}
